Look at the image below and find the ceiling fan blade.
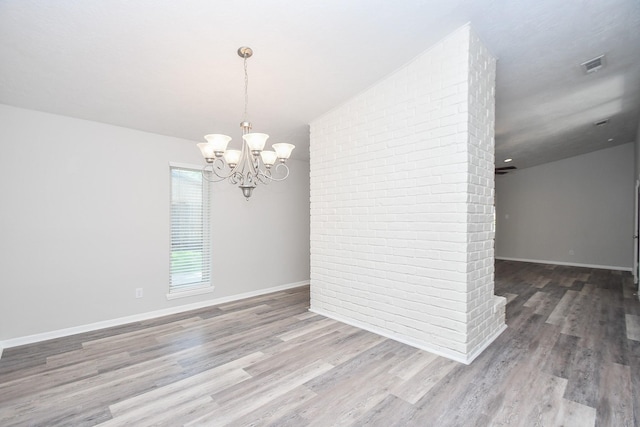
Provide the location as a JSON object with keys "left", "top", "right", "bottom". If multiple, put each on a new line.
{"left": 495, "top": 166, "right": 517, "bottom": 171}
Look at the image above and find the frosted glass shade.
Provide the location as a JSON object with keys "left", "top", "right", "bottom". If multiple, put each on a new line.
{"left": 197, "top": 143, "right": 216, "bottom": 162}
{"left": 204, "top": 134, "right": 232, "bottom": 153}
{"left": 243, "top": 133, "right": 269, "bottom": 153}
{"left": 223, "top": 149, "right": 242, "bottom": 166}
{"left": 260, "top": 150, "right": 278, "bottom": 167}
{"left": 272, "top": 143, "right": 295, "bottom": 160}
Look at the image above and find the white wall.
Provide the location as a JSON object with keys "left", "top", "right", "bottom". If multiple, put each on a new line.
{"left": 495, "top": 142, "right": 634, "bottom": 270}
{"left": 635, "top": 118, "right": 640, "bottom": 180}
{"left": 0, "top": 104, "right": 310, "bottom": 342}
{"left": 309, "top": 25, "right": 505, "bottom": 364}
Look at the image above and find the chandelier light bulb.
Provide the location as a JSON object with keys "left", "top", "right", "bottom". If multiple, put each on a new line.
{"left": 204, "top": 134, "right": 232, "bottom": 156}
{"left": 197, "top": 143, "right": 216, "bottom": 163}
{"left": 223, "top": 149, "right": 242, "bottom": 167}
{"left": 243, "top": 133, "right": 269, "bottom": 155}
{"left": 272, "top": 143, "right": 295, "bottom": 161}
{"left": 260, "top": 150, "right": 278, "bottom": 168}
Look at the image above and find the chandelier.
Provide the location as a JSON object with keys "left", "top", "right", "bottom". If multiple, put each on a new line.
{"left": 197, "top": 46, "right": 295, "bottom": 200}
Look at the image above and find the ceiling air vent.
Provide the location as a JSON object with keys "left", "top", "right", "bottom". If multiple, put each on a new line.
{"left": 581, "top": 55, "right": 605, "bottom": 74}
{"left": 594, "top": 118, "right": 609, "bottom": 127}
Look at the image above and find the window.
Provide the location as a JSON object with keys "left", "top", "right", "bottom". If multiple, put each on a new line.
{"left": 169, "top": 164, "right": 212, "bottom": 297}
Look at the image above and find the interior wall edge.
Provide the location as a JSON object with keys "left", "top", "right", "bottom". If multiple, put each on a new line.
{"left": 0, "top": 280, "right": 309, "bottom": 357}
{"left": 464, "top": 322, "right": 508, "bottom": 364}
{"left": 495, "top": 256, "right": 632, "bottom": 272}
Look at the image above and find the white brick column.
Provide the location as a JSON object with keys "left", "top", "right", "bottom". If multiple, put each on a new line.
{"left": 309, "top": 25, "right": 506, "bottom": 364}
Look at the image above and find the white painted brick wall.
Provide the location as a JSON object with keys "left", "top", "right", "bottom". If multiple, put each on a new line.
{"left": 464, "top": 30, "right": 507, "bottom": 358}
{"left": 309, "top": 25, "right": 506, "bottom": 364}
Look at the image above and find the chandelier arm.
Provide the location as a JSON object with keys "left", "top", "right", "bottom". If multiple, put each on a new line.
{"left": 266, "top": 163, "right": 290, "bottom": 182}
{"left": 242, "top": 138, "right": 260, "bottom": 183}
{"left": 255, "top": 168, "right": 272, "bottom": 185}
{"left": 227, "top": 143, "right": 255, "bottom": 188}
{"left": 202, "top": 160, "right": 235, "bottom": 182}
{"left": 244, "top": 171, "right": 255, "bottom": 186}
{"left": 229, "top": 170, "right": 245, "bottom": 185}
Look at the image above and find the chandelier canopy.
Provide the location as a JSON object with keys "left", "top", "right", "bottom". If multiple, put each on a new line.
{"left": 197, "top": 46, "right": 295, "bottom": 200}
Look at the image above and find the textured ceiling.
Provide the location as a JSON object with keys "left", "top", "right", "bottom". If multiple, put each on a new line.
{"left": 1, "top": 0, "right": 639, "bottom": 169}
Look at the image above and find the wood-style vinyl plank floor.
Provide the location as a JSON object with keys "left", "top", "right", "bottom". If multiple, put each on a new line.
{"left": 1, "top": 260, "right": 638, "bottom": 426}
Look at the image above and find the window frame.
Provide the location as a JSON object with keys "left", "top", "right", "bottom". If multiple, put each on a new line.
{"left": 167, "top": 162, "right": 214, "bottom": 300}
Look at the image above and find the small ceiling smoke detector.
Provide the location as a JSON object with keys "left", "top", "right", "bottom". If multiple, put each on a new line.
{"left": 594, "top": 118, "right": 609, "bottom": 127}
{"left": 581, "top": 55, "right": 606, "bottom": 74}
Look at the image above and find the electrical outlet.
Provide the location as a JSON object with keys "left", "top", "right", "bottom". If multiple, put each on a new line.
{"left": 135, "top": 288, "right": 143, "bottom": 298}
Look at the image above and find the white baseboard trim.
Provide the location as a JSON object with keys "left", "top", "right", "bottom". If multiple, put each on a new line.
{"left": 0, "top": 280, "right": 309, "bottom": 355}
{"left": 309, "top": 307, "right": 506, "bottom": 365}
{"left": 495, "top": 256, "right": 632, "bottom": 272}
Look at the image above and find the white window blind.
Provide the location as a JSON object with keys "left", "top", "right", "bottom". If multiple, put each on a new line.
{"left": 169, "top": 165, "right": 211, "bottom": 293}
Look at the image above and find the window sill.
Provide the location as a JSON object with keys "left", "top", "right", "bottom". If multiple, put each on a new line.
{"left": 166, "top": 285, "right": 215, "bottom": 300}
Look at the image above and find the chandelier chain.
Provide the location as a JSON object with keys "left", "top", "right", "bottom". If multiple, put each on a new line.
{"left": 243, "top": 56, "right": 249, "bottom": 121}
